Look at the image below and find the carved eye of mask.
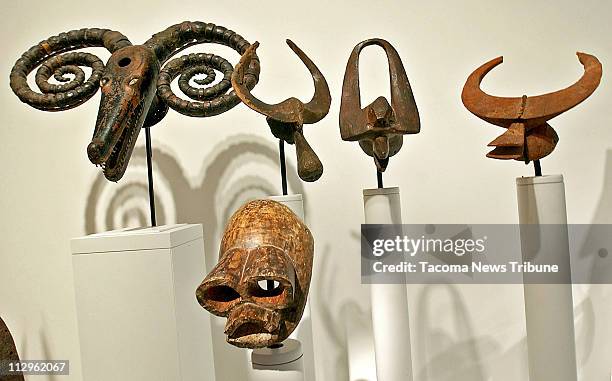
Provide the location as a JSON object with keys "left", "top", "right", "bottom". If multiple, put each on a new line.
{"left": 254, "top": 280, "right": 282, "bottom": 296}
{"left": 242, "top": 246, "right": 295, "bottom": 309}
{"left": 197, "top": 246, "right": 296, "bottom": 314}
{"left": 117, "top": 56, "right": 132, "bottom": 67}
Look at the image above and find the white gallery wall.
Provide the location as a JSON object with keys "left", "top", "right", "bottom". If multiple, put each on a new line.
{"left": 1, "top": 0, "right": 611, "bottom": 380}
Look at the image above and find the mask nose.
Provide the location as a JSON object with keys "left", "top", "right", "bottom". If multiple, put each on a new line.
{"left": 367, "top": 96, "right": 394, "bottom": 128}
{"left": 87, "top": 140, "right": 104, "bottom": 163}
{"left": 373, "top": 135, "right": 390, "bottom": 160}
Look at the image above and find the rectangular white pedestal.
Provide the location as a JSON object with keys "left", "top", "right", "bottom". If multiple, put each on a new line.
{"left": 71, "top": 224, "right": 216, "bottom": 381}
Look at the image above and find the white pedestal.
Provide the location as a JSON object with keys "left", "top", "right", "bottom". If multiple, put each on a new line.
{"left": 516, "top": 175, "right": 577, "bottom": 381}
{"left": 268, "top": 194, "right": 305, "bottom": 221}
{"left": 255, "top": 194, "right": 313, "bottom": 381}
{"left": 363, "top": 187, "right": 414, "bottom": 381}
{"left": 248, "top": 339, "right": 304, "bottom": 381}
{"left": 345, "top": 305, "right": 377, "bottom": 381}
{"left": 71, "top": 224, "right": 216, "bottom": 381}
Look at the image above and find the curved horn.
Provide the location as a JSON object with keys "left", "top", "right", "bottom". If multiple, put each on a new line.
{"left": 462, "top": 53, "right": 602, "bottom": 126}
{"left": 286, "top": 39, "right": 332, "bottom": 123}
{"left": 339, "top": 41, "right": 363, "bottom": 137}
{"left": 378, "top": 39, "right": 419, "bottom": 133}
{"left": 461, "top": 56, "right": 523, "bottom": 126}
{"left": 522, "top": 52, "right": 602, "bottom": 120}
{"left": 231, "top": 40, "right": 331, "bottom": 124}
{"left": 10, "top": 28, "right": 131, "bottom": 111}
{"left": 144, "top": 21, "right": 260, "bottom": 119}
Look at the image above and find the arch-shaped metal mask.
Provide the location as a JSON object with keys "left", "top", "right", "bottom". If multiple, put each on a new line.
{"left": 462, "top": 52, "right": 602, "bottom": 162}
{"left": 232, "top": 40, "right": 331, "bottom": 182}
{"left": 340, "top": 38, "right": 420, "bottom": 172}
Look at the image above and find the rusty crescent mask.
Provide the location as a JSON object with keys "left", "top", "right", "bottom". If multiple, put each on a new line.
{"left": 461, "top": 52, "right": 602, "bottom": 162}
{"left": 196, "top": 200, "right": 313, "bottom": 348}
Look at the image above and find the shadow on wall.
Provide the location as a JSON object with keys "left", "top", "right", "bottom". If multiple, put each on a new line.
{"left": 83, "top": 133, "right": 304, "bottom": 380}
{"left": 571, "top": 148, "right": 612, "bottom": 379}
{"left": 312, "top": 244, "right": 357, "bottom": 381}
{"left": 84, "top": 133, "right": 304, "bottom": 264}
{"left": 415, "top": 284, "right": 492, "bottom": 381}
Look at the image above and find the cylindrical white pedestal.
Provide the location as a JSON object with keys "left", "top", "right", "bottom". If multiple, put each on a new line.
{"left": 260, "top": 194, "right": 314, "bottom": 381}
{"left": 344, "top": 304, "right": 377, "bottom": 381}
{"left": 248, "top": 339, "right": 304, "bottom": 381}
{"left": 363, "top": 187, "right": 413, "bottom": 381}
{"left": 268, "top": 194, "right": 305, "bottom": 220}
{"left": 516, "top": 175, "right": 577, "bottom": 381}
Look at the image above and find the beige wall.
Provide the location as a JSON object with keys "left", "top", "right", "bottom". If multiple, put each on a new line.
{"left": 1, "top": 0, "right": 611, "bottom": 380}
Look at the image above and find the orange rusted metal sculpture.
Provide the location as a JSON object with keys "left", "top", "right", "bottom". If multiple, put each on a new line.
{"left": 462, "top": 53, "right": 602, "bottom": 162}
{"left": 196, "top": 200, "right": 313, "bottom": 348}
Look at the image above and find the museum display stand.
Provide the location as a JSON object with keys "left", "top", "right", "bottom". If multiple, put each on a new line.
{"left": 363, "top": 187, "right": 414, "bottom": 381}
{"left": 70, "top": 224, "right": 216, "bottom": 381}
{"left": 268, "top": 194, "right": 305, "bottom": 221}
{"left": 345, "top": 305, "right": 377, "bottom": 381}
{"left": 516, "top": 175, "right": 577, "bottom": 381}
{"left": 244, "top": 194, "right": 310, "bottom": 381}
{"left": 248, "top": 339, "right": 305, "bottom": 381}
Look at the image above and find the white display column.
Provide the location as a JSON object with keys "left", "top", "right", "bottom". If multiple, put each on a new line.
{"left": 516, "top": 175, "right": 577, "bottom": 381}
{"left": 363, "top": 187, "right": 413, "bottom": 381}
{"left": 244, "top": 194, "right": 309, "bottom": 381}
{"left": 268, "top": 194, "right": 305, "bottom": 221}
{"left": 344, "top": 305, "right": 377, "bottom": 381}
{"left": 71, "top": 224, "right": 216, "bottom": 381}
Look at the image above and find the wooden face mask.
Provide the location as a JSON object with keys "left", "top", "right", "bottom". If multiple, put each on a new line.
{"left": 196, "top": 200, "right": 313, "bottom": 348}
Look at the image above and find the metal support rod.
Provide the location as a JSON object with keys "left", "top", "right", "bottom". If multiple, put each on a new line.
{"left": 279, "top": 139, "right": 288, "bottom": 196}
{"left": 534, "top": 160, "right": 542, "bottom": 177}
{"left": 145, "top": 127, "right": 157, "bottom": 227}
{"left": 377, "top": 170, "right": 384, "bottom": 189}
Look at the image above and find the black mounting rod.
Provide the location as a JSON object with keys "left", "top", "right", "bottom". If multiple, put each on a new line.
{"left": 534, "top": 160, "right": 542, "bottom": 177}
{"left": 279, "top": 139, "right": 288, "bottom": 196}
{"left": 144, "top": 127, "right": 157, "bottom": 227}
{"left": 377, "top": 169, "right": 384, "bottom": 189}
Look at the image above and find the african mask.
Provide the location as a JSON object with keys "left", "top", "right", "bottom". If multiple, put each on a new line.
{"left": 340, "top": 38, "right": 420, "bottom": 172}
{"left": 232, "top": 40, "right": 331, "bottom": 182}
{"left": 196, "top": 200, "right": 313, "bottom": 349}
{"left": 462, "top": 52, "right": 602, "bottom": 162}
{"left": 10, "top": 21, "right": 260, "bottom": 182}
{"left": 0, "top": 317, "right": 23, "bottom": 380}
